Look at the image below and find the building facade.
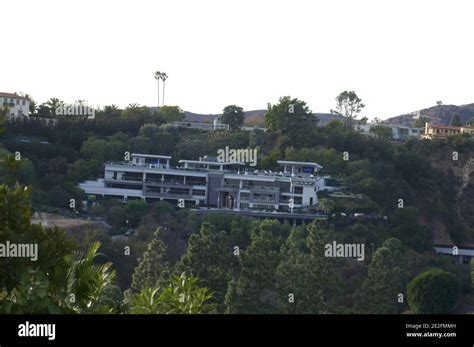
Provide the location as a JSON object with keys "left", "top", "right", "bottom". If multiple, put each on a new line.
{"left": 422, "top": 123, "right": 474, "bottom": 140}
{"left": 79, "top": 154, "right": 335, "bottom": 214}
{"left": 0, "top": 92, "right": 30, "bottom": 118}
{"left": 356, "top": 123, "right": 423, "bottom": 141}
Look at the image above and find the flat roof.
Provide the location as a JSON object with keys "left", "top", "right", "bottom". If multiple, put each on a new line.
{"left": 277, "top": 160, "right": 323, "bottom": 168}
{"left": 362, "top": 123, "right": 422, "bottom": 130}
{"left": 179, "top": 159, "right": 245, "bottom": 166}
{"left": 132, "top": 153, "right": 171, "bottom": 159}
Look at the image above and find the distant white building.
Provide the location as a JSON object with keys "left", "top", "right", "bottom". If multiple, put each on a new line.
{"left": 356, "top": 123, "right": 423, "bottom": 141}
{"left": 0, "top": 92, "right": 30, "bottom": 118}
{"left": 173, "top": 115, "right": 268, "bottom": 132}
{"left": 79, "top": 153, "right": 336, "bottom": 215}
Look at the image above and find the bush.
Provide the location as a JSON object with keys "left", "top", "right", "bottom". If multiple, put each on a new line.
{"left": 407, "top": 269, "right": 459, "bottom": 314}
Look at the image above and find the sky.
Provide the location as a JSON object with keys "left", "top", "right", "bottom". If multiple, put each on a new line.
{"left": 2, "top": 0, "right": 474, "bottom": 119}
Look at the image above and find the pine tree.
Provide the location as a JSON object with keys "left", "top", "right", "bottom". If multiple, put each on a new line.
{"left": 277, "top": 223, "right": 345, "bottom": 314}
{"left": 355, "top": 238, "right": 407, "bottom": 313}
{"left": 225, "top": 220, "right": 283, "bottom": 314}
{"left": 131, "top": 228, "right": 170, "bottom": 291}
{"left": 175, "top": 222, "right": 236, "bottom": 312}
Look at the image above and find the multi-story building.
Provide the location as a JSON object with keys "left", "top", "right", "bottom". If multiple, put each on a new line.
{"left": 422, "top": 123, "right": 474, "bottom": 140}
{"left": 0, "top": 92, "right": 30, "bottom": 118}
{"left": 356, "top": 123, "right": 423, "bottom": 141}
{"left": 79, "top": 154, "right": 335, "bottom": 215}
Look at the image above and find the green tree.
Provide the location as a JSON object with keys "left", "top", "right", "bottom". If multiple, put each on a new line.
{"left": 331, "top": 91, "right": 365, "bottom": 128}
{"left": 131, "top": 228, "right": 170, "bottom": 291}
{"left": 0, "top": 184, "right": 75, "bottom": 313}
{"left": 355, "top": 238, "right": 407, "bottom": 313}
{"left": 128, "top": 272, "right": 214, "bottom": 314}
{"left": 450, "top": 113, "right": 462, "bottom": 127}
{"left": 370, "top": 125, "right": 392, "bottom": 140}
{"left": 278, "top": 223, "right": 344, "bottom": 314}
{"left": 225, "top": 220, "right": 283, "bottom": 314}
{"left": 124, "top": 200, "right": 149, "bottom": 227}
{"left": 265, "top": 96, "right": 317, "bottom": 136}
{"left": 318, "top": 198, "right": 336, "bottom": 214}
{"left": 175, "top": 222, "right": 236, "bottom": 312}
{"left": 65, "top": 241, "right": 117, "bottom": 313}
{"left": 221, "top": 105, "right": 245, "bottom": 131}
{"left": 0, "top": 106, "right": 9, "bottom": 134}
{"left": 159, "top": 105, "right": 185, "bottom": 123}
{"left": 407, "top": 269, "right": 459, "bottom": 314}
{"left": 414, "top": 116, "right": 430, "bottom": 128}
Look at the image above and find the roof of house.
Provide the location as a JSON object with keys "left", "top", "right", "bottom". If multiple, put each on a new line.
{"left": 277, "top": 160, "right": 323, "bottom": 169}
{"left": 131, "top": 153, "right": 171, "bottom": 159}
{"left": 0, "top": 92, "right": 28, "bottom": 100}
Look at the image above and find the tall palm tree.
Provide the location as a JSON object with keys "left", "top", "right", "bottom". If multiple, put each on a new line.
{"left": 154, "top": 71, "right": 163, "bottom": 110}
{"left": 44, "top": 97, "right": 62, "bottom": 116}
{"left": 161, "top": 72, "right": 168, "bottom": 106}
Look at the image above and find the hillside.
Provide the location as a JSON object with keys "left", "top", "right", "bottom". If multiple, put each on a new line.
{"left": 386, "top": 103, "right": 474, "bottom": 127}
{"left": 149, "top": 107, "right": 343, "bottom": 127}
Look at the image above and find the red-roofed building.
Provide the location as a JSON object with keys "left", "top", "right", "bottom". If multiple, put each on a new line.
{"left": 422, "top": 122, "right": 474, "bottom": 140}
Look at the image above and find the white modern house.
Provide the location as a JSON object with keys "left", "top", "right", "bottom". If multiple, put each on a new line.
{"left": 356, "top": 123, "right": 423, "bottom": 141}
{"left": 79, "top": 153, "right": 336, "bottom": 215}
{"left": 434, "top": 244, "right": 474, "bottom": 264}
{"left": 0, "top": 92, "right": 30, "bottom": 118}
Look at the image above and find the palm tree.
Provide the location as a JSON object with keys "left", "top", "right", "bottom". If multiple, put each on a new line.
{"left": 154, "top": 71, "right": 163, "bottom": 110}
{"left": 65, "top": 241, "right": 116, "bottom": 313}
{"left": 127, "top": 272, "right": 215, "bottom": 314}
{"left": 161, "top": 72, "right": 168, "bottom": 106}
{"left": 318, "top": 198, "right": 335, "bottom": 214}
{"left": 44, "top": 98, "right": 62, "bottom": 116}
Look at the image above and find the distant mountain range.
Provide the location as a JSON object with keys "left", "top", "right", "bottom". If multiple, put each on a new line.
{"left": 385, "top": 103, "right": 474, "bottom": 127}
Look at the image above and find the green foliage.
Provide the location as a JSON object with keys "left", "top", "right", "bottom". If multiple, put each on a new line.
{"left": 277, "top": 224, "right": 346, "bottom": 314}
{"left": 131, "top": 228, "right": 170, "bottom": 291}
{"left": 128, "top": 272, "right": 215, "bottom": 314}
{"left": 331, "top": 91, "right": 365, "bottom": 128}
{"left": 225, "top": 220, "right": 284, "bottom": 314}
{"left": 80, "top": 136, "right": 127, "bottom": 162}
{"left": 265, "top": 97, "right": 317, "bottom": 140}
{"left": 221, "top": 105, "right": 245, "bottom": 131}
{"left": 176, "top": 222, "right": 236, "bottom": 312}
{"left": 389, "top": 208, "right": 431, "bottom": 251}
{"left": 407, "top": 268, "right": 459, "bottom": 314}
{"left": 67, "top": 159, "right": 102, "bottom": 183}
{"left": 159, "top": 105, "right": 185, "bottom": 123}
{"left": 370, "top": 125, "right": 392, "bottom": 139}
{"left": 450, "top": 113, "right": 462, "bottom": 127}
{"left": 355, "top": 238, "right": 407, "bottom": 313}
{"left": 65, "top": 241, "right": 117, "bottom": 313}
{"left": 414, "top": 116, "right": 429, "bottom": 128}
{"left": 0, "top": 184, "right": 75, "bottom": 295}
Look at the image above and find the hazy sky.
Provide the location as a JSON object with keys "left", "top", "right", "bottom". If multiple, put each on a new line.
{"left": 2, "top": 0, "right": 474, "bottom": 119}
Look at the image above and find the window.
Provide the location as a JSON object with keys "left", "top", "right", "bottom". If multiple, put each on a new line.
{"left": 294, "top": 186, "right": 303, "bottom": 194}
{"left": 240, "top": 192, "right": 250, "bottom": 200}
